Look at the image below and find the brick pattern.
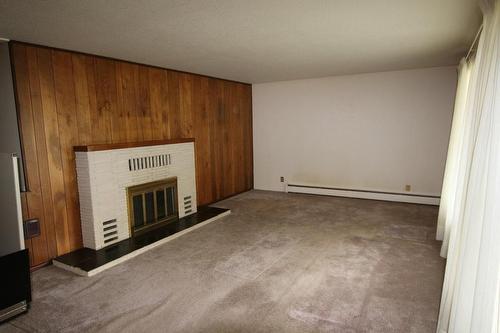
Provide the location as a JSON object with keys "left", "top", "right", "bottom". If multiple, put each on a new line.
{"left": 75, "top": 142, "right": 197, "bottom": 250}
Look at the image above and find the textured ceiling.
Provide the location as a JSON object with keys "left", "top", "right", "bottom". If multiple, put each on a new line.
{"left": 0, "top": 0, "right": 482, "bottom": 83}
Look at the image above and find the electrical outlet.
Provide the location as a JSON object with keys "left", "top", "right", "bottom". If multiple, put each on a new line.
{"left": 405, "top": 184, "right": 411, "bottom": 192}
{"left": 280, "top": 176, "right": 285, "bottom": 183}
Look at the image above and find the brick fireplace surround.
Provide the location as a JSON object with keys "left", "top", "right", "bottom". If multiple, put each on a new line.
{"left": 75, "top": 139, "right": 198, "bottom": 250}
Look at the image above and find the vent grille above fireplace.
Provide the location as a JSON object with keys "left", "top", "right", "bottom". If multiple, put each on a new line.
{"left": 128, "top": 154, "right": 171, "bottom": 171}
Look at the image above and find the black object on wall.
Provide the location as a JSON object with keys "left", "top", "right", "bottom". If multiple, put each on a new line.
{"left": 23, "top": 218, "right": 41, "bottom": 239}
{"left": 0, "top": 42, "right": 26, "bottom": 192}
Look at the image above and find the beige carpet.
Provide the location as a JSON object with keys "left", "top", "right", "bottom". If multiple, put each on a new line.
{"left": 0, "top": 190, "right": 445, "bottom": 333}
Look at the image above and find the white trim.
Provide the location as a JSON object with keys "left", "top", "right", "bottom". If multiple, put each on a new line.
{"left": 53, "top": 210, "right": 231, "bottom": 277}
{"left": 287, "top": 183, "right": 440, "bottom": 205}
{"left": 12, "top": 156, "right": 25, "bottom": 250}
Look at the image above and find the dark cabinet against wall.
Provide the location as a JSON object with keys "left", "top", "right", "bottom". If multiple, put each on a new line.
{"left": 10, "top": 42, "right": 253, "bottom": 267}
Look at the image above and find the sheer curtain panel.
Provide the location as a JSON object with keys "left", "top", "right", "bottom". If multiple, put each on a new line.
{"left": 437, "top": 0, "right": 500, "bottom": 331}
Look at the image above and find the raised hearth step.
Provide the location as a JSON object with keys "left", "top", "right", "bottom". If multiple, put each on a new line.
{"left": 53, "top": 206, "right": 230, "bottom": 276}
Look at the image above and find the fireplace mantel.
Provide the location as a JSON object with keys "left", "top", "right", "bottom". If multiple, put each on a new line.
{"left": 74, "top": 138, "right": 195, "bottom": 152}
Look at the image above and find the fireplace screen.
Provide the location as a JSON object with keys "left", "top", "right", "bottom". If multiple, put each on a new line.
{"left": 127, "top": 177, "right": 178, "bottom": 236}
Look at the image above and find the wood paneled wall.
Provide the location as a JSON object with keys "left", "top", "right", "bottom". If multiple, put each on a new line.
{"left": 10, "top": 42, "right": 253, "bottom": 267}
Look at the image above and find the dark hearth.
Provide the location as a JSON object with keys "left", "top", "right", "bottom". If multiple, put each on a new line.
{"left": 53, "top": 206, "right": 229, "bottom": 274}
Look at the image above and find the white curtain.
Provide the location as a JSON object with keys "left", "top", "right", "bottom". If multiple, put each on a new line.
{"left": 436, "top": 58, "right": 473, "bottom": 257}
{"left": 437, "top": 0, "right": 500, "bottom": 331}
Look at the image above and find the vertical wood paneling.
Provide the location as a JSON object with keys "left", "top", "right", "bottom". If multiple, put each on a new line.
{"left": 167, "top": 71, "right": 181, "bottom": 139}
{"left": 207, "top": 78, "right": 218, "bottom": 200}
{"left": 117, "top": 63, "right": 141, "bottom": 142}
{"left": 198, "top": 76, "right": 212, "bottom": 205}
{"left": 222, "top": 81, "right": 235, "bottom": 197}
{"left": 36, "top": 47, "right": 71, "bottom": 255}
{"left": 137, "top": 66, "right": 153, "bottom": 141}
{"left": 94, "top": 58, "right": 116, "bottom": 143}
{"left": 26, "top": 47, "right": 58, "bottom": 260}
{"left": 84, "top": 56, "right": 99, "bottom": 143}
{"left": 14, "top": 45, "right": 50, "bottom": 265}
{"left": 52, "top": 51, "right": 83, "bottom": 251}
{"left": 213, "top": 79, "right": 225, "bottom": 199}
{"left": 10, "top": 42, "right": 253, "bottom": 267}
{"left": 179, "top": 73, "right": 194, "bottom": 138}
{"left": 148, "top": 67, "right": 168, "bottom": 140}
{"left": 72, "top": 54, "right": 93, "bottom": 144}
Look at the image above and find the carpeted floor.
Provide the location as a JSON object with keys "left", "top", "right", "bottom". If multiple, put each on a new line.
{"left": 0, "top": 190, "right": 445, "bottom": 333}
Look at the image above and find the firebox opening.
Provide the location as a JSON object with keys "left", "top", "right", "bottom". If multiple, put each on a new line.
{"left": 127, "top": 177, "right": 178, "bottom": 236}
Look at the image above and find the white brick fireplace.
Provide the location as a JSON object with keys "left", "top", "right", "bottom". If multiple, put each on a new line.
{"left": 75, "top": 140, "right": 197, "bottom": 250}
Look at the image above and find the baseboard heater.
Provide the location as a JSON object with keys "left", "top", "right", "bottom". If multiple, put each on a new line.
{"left": 286, "top": 183, "right": 440, "bottom": 205}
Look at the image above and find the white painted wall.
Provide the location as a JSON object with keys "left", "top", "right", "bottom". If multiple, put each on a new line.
{"left": 253, "top": 67, "right": 457, "bottom": 196}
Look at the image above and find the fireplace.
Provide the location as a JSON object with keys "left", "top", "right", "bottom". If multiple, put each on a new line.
{"left": 127, "top": 177, "right": 178, "bottom": 236}
{"left": 73, "top": 139, "right": 197, "bottom": 250}
{"left": 53, "top": 139, "right": 233, "bottom": 276}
